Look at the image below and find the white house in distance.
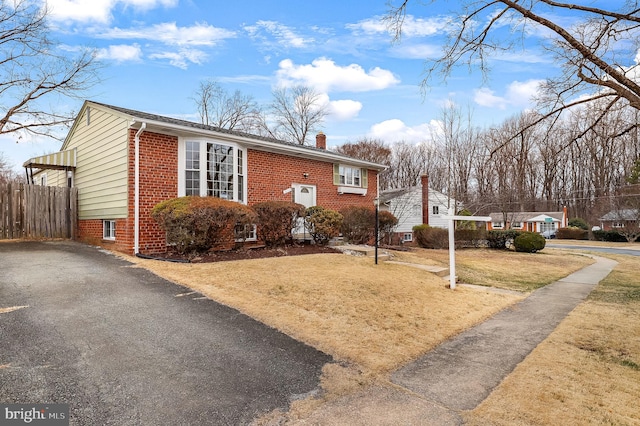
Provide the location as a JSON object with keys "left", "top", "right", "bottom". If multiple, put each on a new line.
{"left": 380, "top": 175, "right": 461, "bottom": 243}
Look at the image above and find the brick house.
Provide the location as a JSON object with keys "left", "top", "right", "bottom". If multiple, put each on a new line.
{"left": 23, "top": 101, "right": 386, "bottom": 255}
{"left": 487, "top": 208, "right": 568, "bottom": 237}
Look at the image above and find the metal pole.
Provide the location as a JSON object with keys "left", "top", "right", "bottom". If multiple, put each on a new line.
{"left": 374, "top": 199, "right": 379, "bottom": 265}
{"left": 448, "top": 208, "right": 456, "bottom": 289}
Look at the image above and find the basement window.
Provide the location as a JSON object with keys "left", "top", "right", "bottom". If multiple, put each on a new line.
{"left": 103, "top": 220, "right": 116, "bottom": 240}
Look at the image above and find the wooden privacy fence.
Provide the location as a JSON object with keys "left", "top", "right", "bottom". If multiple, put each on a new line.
{"left": 0, "top": 183, "right": 78, "bottom": 240}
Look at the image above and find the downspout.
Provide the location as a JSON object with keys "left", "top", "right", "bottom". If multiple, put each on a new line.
{"left": 134, "top": 123, "right": 146, "bottom": 254}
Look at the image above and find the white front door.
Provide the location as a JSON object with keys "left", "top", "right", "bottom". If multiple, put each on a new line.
{"left": 292, "top": 184, "right": 316, "bottom": 237}
{"left": 294, "top": 184, "right": 316, "bottom": 208}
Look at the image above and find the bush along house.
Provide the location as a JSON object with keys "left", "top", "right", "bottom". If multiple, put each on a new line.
{"left": 23, "top": 101, "right": 386, "bottom": 255}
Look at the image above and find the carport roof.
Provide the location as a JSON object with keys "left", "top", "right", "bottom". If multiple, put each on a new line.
{"left": 23, "top": 148, "right": 77, "bottom": 170}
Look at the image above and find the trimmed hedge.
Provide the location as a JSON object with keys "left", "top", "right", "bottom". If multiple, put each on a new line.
{"left": 556, "top": 227, "right": 589, "bottom": 240}
{"left": 340, "top": 206, "right": 375, "bottom": 244}
{"left": 253, "top": 201, "right": 306, "bottom": 247}
{"left": 568, "top": 218, "right": 589, "bottom": 230}
{"left": 304, "top": 206, "right": 343, "bottom": 245}
{"left": 514, "top": 232, "right": 546, "bottom": 253}
{"left": 455, "top": 229, "right": 487, "bottom": 248}
{"left": 151, "top": 196, "right": 256, "bottom": 254}
{"left": 487, "top": 230, "right": 522, "bottom": 249}
{"left": 413, "top": 224, "right": 448, "bottom": 249}
{"left": 592, "top": 230, "right": 628, "bottom": 242}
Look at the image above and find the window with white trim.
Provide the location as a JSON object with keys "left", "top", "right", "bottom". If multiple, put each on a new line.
{"left": 40, "top": 173, "right": 47, "bottom": 186}
{"left": 103, "top": 220, "right": 116, "bottom": 240}
{"left": 402, "top": 233, "right": 413, "bottom": 242}
{"left": 339, "top": 165, "right": 361, "bottom": 186}
{"left": 432, "top": 206, "right": 439, "bottom": 215}
{"left": 492, "top": 221, "right": 504, "bottom": 229}
{"left": 180, "top": 139, "right": 246, "bottom": 202}
{"left": 235, "top": 224, "right": 257, "bottom": 241}
{"left": 612, "top": 222, "right": 625, "bottom": 228}
{"left": 511, "top": 222, "right": 522, "bottom": 229}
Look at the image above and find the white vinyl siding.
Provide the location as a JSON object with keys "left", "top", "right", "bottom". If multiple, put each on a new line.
{"left": 62, "top": 106, "right": 130, "bottom": 220}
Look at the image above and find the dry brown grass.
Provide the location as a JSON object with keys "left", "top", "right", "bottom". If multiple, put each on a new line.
{"left": 391, "top": 248, "right": 593, "bottom": 291}
{"left": 129, "top": 252, "right": 523, "bottom": 373}
{"left": 466, "top": 254, "right": 640, "bottom": 425}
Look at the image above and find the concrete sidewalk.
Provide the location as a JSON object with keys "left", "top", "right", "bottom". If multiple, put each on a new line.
{"left": 299, "top": 255, "right": 617, "bottom": 425}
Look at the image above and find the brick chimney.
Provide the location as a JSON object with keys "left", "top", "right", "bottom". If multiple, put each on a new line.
{"left": 563, "top": 205, "right": 568, "bottom": 228}
{"left": 421, "top": 174, "right": 429, "bottom": 225}
{"left": 315, "top": 132, "right": 326, "bottom": 149}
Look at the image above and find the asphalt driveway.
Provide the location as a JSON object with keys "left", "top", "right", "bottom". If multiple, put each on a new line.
{"left": 0, "top": 241, "right": 331, "bottom": 425}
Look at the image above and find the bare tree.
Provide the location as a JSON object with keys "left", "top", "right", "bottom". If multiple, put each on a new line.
{"left": 191, "top": 80, "right": 262, "bottom": 132}
{"left": 0, "top": 0, "right": 99, "bottom": 138}
{"left": 386, "top": 1, "right": 640, "bottom": 141}
{"left": 0, "top": 152, "right": 22, "bottom": 184}
{"left": 268, "top": 85, "right": 328, "bottom": 145}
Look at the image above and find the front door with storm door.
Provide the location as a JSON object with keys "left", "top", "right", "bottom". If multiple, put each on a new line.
{"left": 292, "top": 184, "right": 316, "bottom": 240}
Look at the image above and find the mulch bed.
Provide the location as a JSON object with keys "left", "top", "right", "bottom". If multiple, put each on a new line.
{"left": 159, "top": 244, "right": 342, "bottom": 263}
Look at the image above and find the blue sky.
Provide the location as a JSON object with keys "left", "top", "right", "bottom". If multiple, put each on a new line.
{"left": 3, "top": 0, "right": 587, "bottom": 171}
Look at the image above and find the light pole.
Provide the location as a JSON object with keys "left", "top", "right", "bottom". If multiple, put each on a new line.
{"left": 374, "top": 197, "right": 379, "bottom": 265}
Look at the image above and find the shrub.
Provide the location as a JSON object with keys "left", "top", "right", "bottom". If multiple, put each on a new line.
{"left": 568, "top": 217, "right": 589, "bottom": 230}
{"left": 455, "top": 209, "right": 477, "bottom": 230}
{"left": 487, "top": 230, "right": 522, "bottom": 249}
{"left": 151, "top": 196, "right": 256, "bottom": 254}
{"left": 514, "top": 232, "right": 546, "bottom": 253}
{"left": 556, "top": 227, "right": 589, "bottom": 240}
{"left": 253, "top": 201, "right": 305, "bottom": 247}
{"left": 455, "top": 229, "right": 487, "bottom": 248}
{"left": 592, "top": 230, "right": 628, "bottom": 242}
{"left": 413, "top": 224, "right": 449, "bottom": 249}
{"left": 304, "top": 206, "right": 343, "bottom": 245}
{"left": 378, "top": 210, "right": 399, "bottom": 244}
{"left": 340, "top": 206, "right": 375, "bottom": 244}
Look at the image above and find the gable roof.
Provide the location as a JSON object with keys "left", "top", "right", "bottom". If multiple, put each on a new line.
{"left": 488, "top": 211, "right": 564, "bottom": 223}
{"left": 380, "top": 184, "right": 459, "bottom": 205}
{"left": 62, "top": 101, "right": 386, "bottom": 171}
{"left": 599, "top": 209, "right": 640, "bottom": 221}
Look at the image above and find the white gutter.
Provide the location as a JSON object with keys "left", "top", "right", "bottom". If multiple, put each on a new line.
{"left": 134, "top": 122, "right": 146, "bottom": 254}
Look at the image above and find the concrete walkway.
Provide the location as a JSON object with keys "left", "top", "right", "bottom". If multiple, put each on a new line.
{"left": 299, "top": 255, "right": 617, "bottom": 425}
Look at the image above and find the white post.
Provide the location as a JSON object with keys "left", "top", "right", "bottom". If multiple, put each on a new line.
{"left": 440, "top": 211, "right": 492, "bottom": 290}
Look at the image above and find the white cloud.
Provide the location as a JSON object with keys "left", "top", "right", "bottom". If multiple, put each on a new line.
{"left": 391, "top": 43, "right": 440, "bottom": 59}
{"left": 474, "top": 79, "right": 544, "bottom": 109}
{"left": 97, "top": 44, "right": 142, "bottom": 62}
{"left": 244, "top": 20, "right": 312, "bottom": 48}
{"left": 327, "top": 99, "right": 362, "bottom": 121}
{"left": 148, "top": 48, "right": 207, "bottom": 69}
{"left": 276, "top": 57, "right": 399, "bottom": 92}
{"left": 368, "top": 119, "right": 439, "bottom": 144}
{"left": 101, "top": 22, "right": 235, "bottom": 46}
{"left": 348, "top": 15, "right": 450, "bottom": 38}
{"left": 46, "top": 0, "right": 178, "bottom": 24}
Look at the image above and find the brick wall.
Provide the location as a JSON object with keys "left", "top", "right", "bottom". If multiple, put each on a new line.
{"left": 247, "top": 149, "right": 378, "bottom": 210}
{"left": 79, "top": 133, "right": 378, "bottom": 255}
{"left": 128, "top": 129, "right": 179, "bottom": 254}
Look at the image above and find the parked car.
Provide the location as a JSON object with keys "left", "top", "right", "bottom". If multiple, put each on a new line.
{"left": 542, "top": 230, "right": 556, "bottom": 239}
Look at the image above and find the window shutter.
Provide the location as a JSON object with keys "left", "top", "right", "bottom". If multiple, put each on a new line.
{"left": 361, "top": 168, "right": 368, "bottom": 188}
{"left": 333, "top": 164, "right": 340, "bottom": 185}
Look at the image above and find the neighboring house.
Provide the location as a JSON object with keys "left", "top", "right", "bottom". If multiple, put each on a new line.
{"left": 380, "top": 175, "right": 461, "bottom": 243}
{"left": 598, "top": 209, "right": 639, "bottom": 231}
{"left": 23, "top": 101, "right": 386, "bottom": 255}
{"left": 487, "top": 208, "right": 568, "bottom": 236}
